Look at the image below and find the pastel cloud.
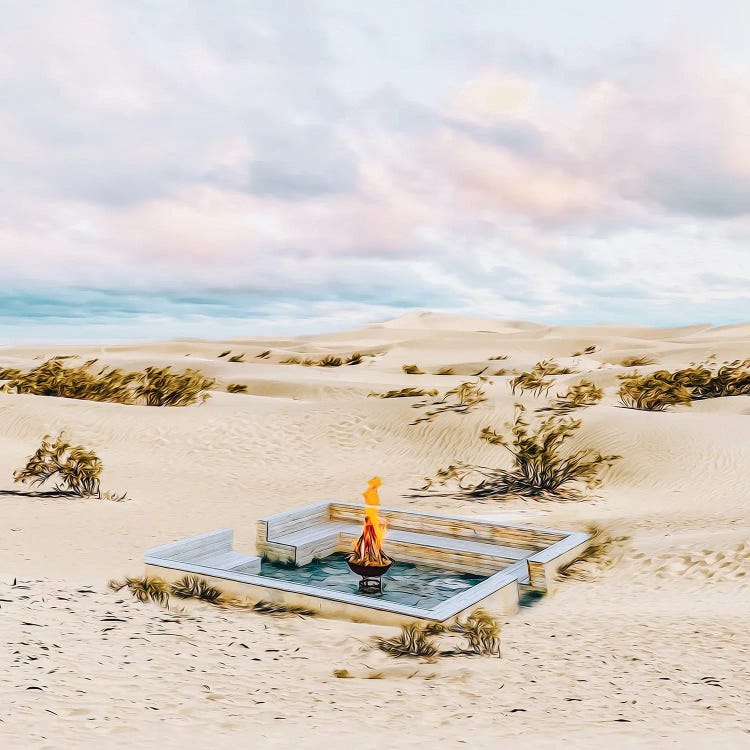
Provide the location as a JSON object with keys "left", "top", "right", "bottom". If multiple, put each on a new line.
{"left": 1, "top": 1, "right": 750, "bottom": 340}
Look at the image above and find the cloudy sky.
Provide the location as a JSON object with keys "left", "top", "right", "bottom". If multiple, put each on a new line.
{"left": 2, "top": 1, "right": 750, "bottom": 341}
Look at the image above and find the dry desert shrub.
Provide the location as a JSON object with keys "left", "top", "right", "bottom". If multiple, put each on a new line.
{"left": 256, "top": 350, "right": 271, "bottom": 359}
{"left": 252, "top": 600, "right": 315, "bottom": 617}
{"left": 108, "top": 576, "right": 171, "bottom": 607}
{"left": 615, "top": 359, "right": 750, "bottom": 410}
{"left": 0, "top": 358, "right": 214, "bottom": 406}
{"left": 417, "top": 403, "right": 619, "bottom": 499}
{"left": 572, "top": 345, "right": 598, "bottom": 357}
{"left": 228, "top": 353, "right": 245, "bottom": 363}
{"left": 170, "top": 575, "right": 223, "bottom": 603}
{"left": 536, "top": 379, "right": 603, "bottom": 416}
{"left": 133, "top": 366, "right": 214, "bottom": 406}
{"left": 376, "top": 623, "right": 438, "bottom": 658}
{"left": 376, "top": 609, "right": 501, "bottom": 658}
{"left": 435, "top": 367, "right": 455, "bottom": 375}
{"left": 410, "top": 380, "right": 487, "bottom": 425}
{"left": 620, "top": 355, "right": 657, "bottom": 367}
{"left": 280, "top": 356, "right": 302, "bottom": 365}
{"left": 369, "top": 387, "right": 438, "bottom": 399}
{"left": 509, "top": 370, "right": 553, "bottom": 397}
{"left": 345, "top": 352, "right": 364, "bottom": 365}
{"left": 226, "top": 383, "right": 248, "bottom": 393}
{"left": 402, "top": 364, "right": 424, "bottom": 375}
{"left": 488, "top": 354, "right": 510, "bottom": 361}
{"left": 217, "top": 350, "right": 231, "bottom": 358}
{"left": 318, "top": 354, "right": 343, "bottom": 367}
{"left": 14, "top": 433, "right": 103, "bottom": 498}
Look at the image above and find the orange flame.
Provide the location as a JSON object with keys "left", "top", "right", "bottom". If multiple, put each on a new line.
{"left": 349, "top": 477, "right": 391, "bottom": 567}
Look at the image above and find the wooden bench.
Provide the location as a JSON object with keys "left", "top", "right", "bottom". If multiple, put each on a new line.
{"left": 145, "top": 529, "right": 261, "bottom": 575}
{"left": 256, "top": 502, "right": 588, "bottom": 585}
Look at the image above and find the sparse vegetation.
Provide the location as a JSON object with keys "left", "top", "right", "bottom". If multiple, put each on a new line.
{"left": 376, "top": 609, "right": 501, "bottom": 658}
{"left": 402, "top": 364, "right": 425, "bottom": 375}
{"left": 411, "top": 380, "right": 488, "bottom": 425}
{"left": 14, "top": 433, "right": 104, "bottom": 498}
{"left": 280, "top": 356, "right": 302, "bottom": 365}
{"left": 256, "top": 350, "right": 271, "bottom": 359}
{"left": 537, "top": 380, "right": 603, "bottom": 415}
{"left": 417, "top": 403, "right": 619, "bottom": 499}
{"left": 226, "top": 383, "right": 248, "bottom": 393}
{"left": 510, "top": 370, "right": 553, "bottom": 397}
{"left": 252, "top": 600, "right": 315, "bottom": 617}
{"left": 228, "top": 353, "right": 245, "bottom": 363}
{"left": 376, "top": 623, "right": 439, "bottom": 657}
{"left": 435, "top": 367, "right": 455, "bottom": 375}
{"left": 617, "top": 359, "right": 750, "bottom": 410}
{"left": 533, "top": 359, "right": 574, "bottom": 376}
{"left": 345, "top": 352, "right": 363, "bottom": 366}
{"left": 488, "top": 354, "right": 510, "bottom": 361}
{"left": 217, "top": 350, "right": 231, "bottom": 358}
{"left": 620, "top": 355, "right": 657, "bottom": 367}
{"left": 318, "top": 355, "right": 343, "bottom": 367}
{"left": 132, "top": 366, "right": 214, "bottom": 406}
{"left": 369, "top": 387, "right": 438, "bottom": 399}
{"left": 170, "top": 575, "right": 223, "bottom": 603}
{"left": 572, "top": 345, "right": 598, "bottom": 357}
{"left": 108, "top": 576, "right": 171, "bottom": 607}
{"left": 0, "top": 358, "right": 214, "bottom": 406}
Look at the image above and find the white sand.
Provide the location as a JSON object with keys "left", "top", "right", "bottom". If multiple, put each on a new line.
{"left": 1, "top": 313, "right": 749, "bottom": 749}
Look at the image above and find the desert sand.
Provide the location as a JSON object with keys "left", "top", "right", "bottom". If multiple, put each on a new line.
{"left": 1, "top": 312, "right": 749, "bottom": 749}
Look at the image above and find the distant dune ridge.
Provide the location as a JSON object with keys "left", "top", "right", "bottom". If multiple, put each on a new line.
{"left": 1, "top": 313, "right": 749, "bottom": 749}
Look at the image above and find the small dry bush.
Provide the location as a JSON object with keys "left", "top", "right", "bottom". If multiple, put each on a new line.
{"left": 217, "top": 350, "right": 231, "bottom": 358}
{"left": 402, "top": 364, "right": 424, "bottom": 375}
{"left": 451, "top": 609, "right": 501, "bottom": 656}
{"left": 170, "top": 575, "right": 223, "bottom": 603}
{"left": 572, "top": 345, "right": 598, "bottom": 357}
{"left": 227, "top": 383, "right": 248, "bottom": 393}
{"left": 510, "top": 370, "right": 553, "bottom": 396}
{"left": 252, "top": 600, "right": 315, "bottom": 617}
{"left": 369, "top": 387, "right": 438, "bottom": 399}
{"left": 435, "top": 367, "right": 454, "bottom": 375}
{"left": 345, "top": 352, "right": 363, "bottom": 365}
{"left": 256, "top": 350, "right": 271, "bottom": 359}
{"left": 376, "top": 623, "right": 438, "bottom": 658}
{"left": 280, "top": 356, "right": 302, "bottom": 365}
{"left": 417, "top": 403, "right": 619, "bottom": 499}
{"left": 301, "top": 358, "right": 316, "bottom": 367}
{"left": 619, "top": 359, "right": 750, "bottom": 410}
{"left": 318, "top": 355, "right": 343, "bottom": 367}
{"left": 228, "top": 353, "right": 245, "bottom": 363}
{"left": 109, "top": 576, "right": 171, "bottom": 607}
{"left": 488, "top": 354, "right": 510, "bottom": 361}
{"left": 133, "top": 367, "right": 214, "bottom": 406}
{"left": 376, "top": 609, "right": 501, "bottom": 658}
{"left": 537, "top": 380, "right": 603, "bottom": 415}
{"left": 0, "top": 358, "right": 213, "bottom": 406}
{"left": 533, "top": 359, "right": 574, "bottom": 376}
{"left": 620, "top": 355, "right": 657, "bottom": 367}
{"left": 411, "top": 380, "right": 487, "bottom": 425}
{"left": 14, "top": 433, "right": 103, "bottom": 497}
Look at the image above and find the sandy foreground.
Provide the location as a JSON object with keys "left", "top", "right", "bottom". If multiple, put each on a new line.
{"left": 1, "top": 312, "right": 749, "bottom": 749}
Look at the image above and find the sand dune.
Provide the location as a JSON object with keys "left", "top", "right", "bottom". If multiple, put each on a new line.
{"left": 1, "top": 314, "right": 749, "bottom": 748}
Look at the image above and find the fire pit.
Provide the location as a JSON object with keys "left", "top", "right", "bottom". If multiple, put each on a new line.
{"left": 347, "top": 477, "right": 393, "bottom": 594}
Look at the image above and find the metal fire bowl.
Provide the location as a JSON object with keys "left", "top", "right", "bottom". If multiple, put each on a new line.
{"left": 347, "top": 559, "right": 393, "bottom": 578}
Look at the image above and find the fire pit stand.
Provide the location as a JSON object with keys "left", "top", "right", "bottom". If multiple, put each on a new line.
{"left": 347, "top": 559, "right": 393, "bottom": 595}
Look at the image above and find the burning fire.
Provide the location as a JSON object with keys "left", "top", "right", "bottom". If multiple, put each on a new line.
{"left": 349, "top": 476, "right": 392, "bottom": 567}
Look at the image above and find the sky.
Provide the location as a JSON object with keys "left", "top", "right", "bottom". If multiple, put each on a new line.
{"left": 2, "top": 0, "right": 750, "bottom": 342}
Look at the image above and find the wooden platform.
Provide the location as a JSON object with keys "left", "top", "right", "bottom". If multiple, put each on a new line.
{"left": 143, "top": 503, "right": 590, "bottom": 626}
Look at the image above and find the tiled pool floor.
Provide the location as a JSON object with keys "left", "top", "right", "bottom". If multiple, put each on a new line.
{"left": 258, "top": 552, "right": 488, "bottom": 609}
